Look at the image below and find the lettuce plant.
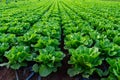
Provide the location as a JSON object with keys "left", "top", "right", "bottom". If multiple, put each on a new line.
{"left": 95, "top": 39, "right": 120, "bottom": 57}
{"left": 34, "top": 37, "right": 60, "bottom": 50}
{"left": 33, "top": 46, "right": 65, "bottom": 77}
{"left": 68, "top": 46, "right": 102, "bottom": 78}
{"left": 4, "top": 46, "right": 33, "bottom": 69}
{"left": 65, "top": 32, "right": 93, "bottom": 49}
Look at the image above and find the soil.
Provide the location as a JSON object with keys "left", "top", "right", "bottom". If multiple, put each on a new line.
{"left": 0, "top": 67, "right": 15, "bottom": 80}
{"left": 0, "top": 66, "right": 75, "bottom": 80}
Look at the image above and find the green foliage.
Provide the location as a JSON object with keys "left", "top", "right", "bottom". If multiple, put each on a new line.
{"left": 102, "top": 58, "right": 120, "bottom": 80}
{"left": 65, "top": 32, "right": 93, "bottom": 49}
{"left": 68, "top": 46, "right": 102, "bottom": 78}
{"left": 33, "top": 46, "right": 65, "bottom": 77}
{"left": 4, "top": 46, "right": 33, "bottom": 69}
{"left": 34, "top": 37, "right": 59, "bottom": 50}
{"left": 0, "top": 43, "right": 9, "bottom": 62}
{"left": 95, "top": 39, "right": 120, "bottom": 57}
{"left": 0, "top": 0, "right": 120, "bottom": 79}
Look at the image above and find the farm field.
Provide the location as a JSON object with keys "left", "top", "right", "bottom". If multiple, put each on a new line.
{"left": 0, "top": 0, "right": 120, "bottom": 80}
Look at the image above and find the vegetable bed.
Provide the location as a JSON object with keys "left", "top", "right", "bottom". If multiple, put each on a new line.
{"left": 0, "top": 0, "right": 120, "bottom": 80}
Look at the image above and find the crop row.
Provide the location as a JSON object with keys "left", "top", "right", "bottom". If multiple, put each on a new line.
{"left": 0, "top": 0, "right": 66, "bottom": 77}
{"left": 61, "top": 0, "right": 120, "bottom": 79}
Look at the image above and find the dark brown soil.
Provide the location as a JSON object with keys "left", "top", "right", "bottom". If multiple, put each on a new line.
{"left": 0, "top": 67, "right": 15, "bottom": 80}
{"left": 0, "top": 66, "right": 75, "bottom": 80}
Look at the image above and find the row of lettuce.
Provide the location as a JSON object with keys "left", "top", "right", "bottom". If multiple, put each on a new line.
{"left": 0, "top": 0, "right": 120, "bottom": 79}
{"left": 0, "top": 0, "right": 65, "bottom": 77}
{"left": 61, "top": 0, "right": 120, "bottom": 79}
